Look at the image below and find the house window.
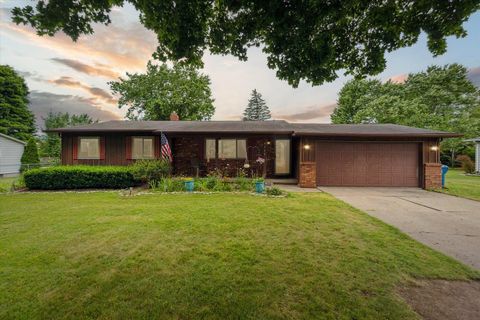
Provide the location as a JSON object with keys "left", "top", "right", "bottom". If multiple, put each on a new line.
{"left": 132, "top": 136, "right": 154, "bottom": 159}
{"left": 206, "top": 138, "right": 247, "bottom": 159}
{"left": 275, "top": 139, "right": 290, "bottom": 174}
{"left": 78, "top": 137, "right": 100, "bottom": 159}
{"left": 205, "top": 139, "right": 216, "bottom": 160}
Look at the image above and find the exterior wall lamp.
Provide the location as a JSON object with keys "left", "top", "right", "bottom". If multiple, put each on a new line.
{"left": 303, "top": 144, "right": 311, "bottom": 150}
{"left": 430, "top": 145, "right": 439, "bottom": 151}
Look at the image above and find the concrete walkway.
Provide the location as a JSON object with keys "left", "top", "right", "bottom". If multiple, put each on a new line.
{"left": 319, "top": 187, "right": 480, "bottom": 270}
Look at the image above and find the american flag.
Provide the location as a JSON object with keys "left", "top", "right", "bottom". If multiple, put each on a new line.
{"left": 161, "top": 133, "right": 172, "bottom": 162}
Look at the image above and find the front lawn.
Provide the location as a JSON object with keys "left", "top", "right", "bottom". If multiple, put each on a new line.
{"left": 440, "top": 168, "right": 480, "bottom": 201}
{"left": 0, "top": 192, "right": 477, "bottom": 319}
{"left": 0, "top": 176, "right": 18, "bottom": 193}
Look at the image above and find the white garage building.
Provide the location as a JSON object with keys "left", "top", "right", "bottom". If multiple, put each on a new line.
{"left": 0, "top": 133, "right": 26, "bottom": 176}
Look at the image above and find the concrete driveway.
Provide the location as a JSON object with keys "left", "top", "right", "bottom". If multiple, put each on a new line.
{"left": 320, "top": 187, "right": 480, "bottom": 270}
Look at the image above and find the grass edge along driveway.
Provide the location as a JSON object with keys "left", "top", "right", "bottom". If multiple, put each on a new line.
{"left": 1, "top": 192, "right": 478, "bottom": 319}
{"left": 439, "top": 168, "right": 480, "bottom": 201}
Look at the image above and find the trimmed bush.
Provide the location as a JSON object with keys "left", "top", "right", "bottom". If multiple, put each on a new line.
{"left": 131, "top": 159, "right": 171, "bottom": 183}
{"left": 24, "top": 166, "right": 138, "bottom": 190}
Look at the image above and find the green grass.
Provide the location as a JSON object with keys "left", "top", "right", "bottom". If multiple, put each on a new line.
{"left": 440, "top": 168, "right": 480, "bottom": 201}
{"left": 0, "top": 176, "right": 18, "bottom": 193}
{"left": 0, "top": 192, "right": 478, "bottom": 319}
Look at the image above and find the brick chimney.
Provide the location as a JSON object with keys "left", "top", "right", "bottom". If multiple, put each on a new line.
{"left": 170, "top": 111, "right": 179, "bottom": 121}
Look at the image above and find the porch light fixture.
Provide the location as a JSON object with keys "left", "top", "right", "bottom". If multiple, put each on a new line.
{"left": 303, "top": 144, "right": 311, "bottom": 150}
{"left": 243, "top": 161, "right": 251, "bottom": 169}
{"left": 430, "top": 146, "right": 439, "bottom": 151}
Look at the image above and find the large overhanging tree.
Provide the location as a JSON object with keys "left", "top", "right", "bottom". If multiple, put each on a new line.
{"left": 331, "top": 64, "right": 480, "bottom": 163}
{"left": 11, "top": 1, "right": 480, "bottom": 87}
{"left": 109, "top": 62, "right": 215, "bottom": 120}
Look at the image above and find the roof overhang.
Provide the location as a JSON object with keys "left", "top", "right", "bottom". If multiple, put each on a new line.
{"left": 292, "top": 132, "right": 463, "bottom": 138}
{"left": 0, "top": 133, "right": 27, "bottom": 144}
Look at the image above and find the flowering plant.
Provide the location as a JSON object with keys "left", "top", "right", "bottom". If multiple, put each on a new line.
{"left": 256, "top": 157, "right": 265, "bottom": 164}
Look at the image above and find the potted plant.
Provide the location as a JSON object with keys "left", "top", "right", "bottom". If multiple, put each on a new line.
{"left": 183, "top": 177, "right": 194, "bottom": 192}
{"left": 255, "top": 177, "right": 265, "bottom": 193}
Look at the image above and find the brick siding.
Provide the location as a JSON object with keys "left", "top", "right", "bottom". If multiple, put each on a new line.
{"left": 173, "top": 136, "right": 276, "bottom": 178}
{"left": 299, "top": 162, "right": 316, "bottom": 188}
{"left": 424, "top": 163, "right": 442, "bottom": 189}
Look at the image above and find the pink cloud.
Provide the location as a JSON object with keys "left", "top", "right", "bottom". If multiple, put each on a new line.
{"left": 387, "top": 74, "right": 408, "bottom": 83}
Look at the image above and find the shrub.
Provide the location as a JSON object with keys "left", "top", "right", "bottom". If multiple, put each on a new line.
{"left": 20, "top": 138, "right": 40, "bottom": 172}
{"left": 233, "top": 176, "right": 254, "bottom": 191}
{"left": 456, "top": 155, "right": 475, "bottom": 174}
{"left": 24, "top": 166, "right": 138, "bottom": 190}
{"left": 131, "top": 159, "right": 171, "bottom": 183}
{"left": 152, "top": 176, "right": 256, "bottom": 192}
{"left": 266, "top": 186, "right": 284, "bottom": 196}
{"left": 154, "top": 177, "right": 185, "bottom": 192}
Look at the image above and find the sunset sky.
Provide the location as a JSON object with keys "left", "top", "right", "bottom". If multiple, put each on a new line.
{"left": 1, "top": 1, "right": 479, "bottom": 129}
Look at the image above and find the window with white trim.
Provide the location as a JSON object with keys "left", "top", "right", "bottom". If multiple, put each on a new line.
{"left": 132, "top": 136, "right": 154, "bottom": 159}
{"left": 78, "top": 137, "right": 100, "bottom": 159}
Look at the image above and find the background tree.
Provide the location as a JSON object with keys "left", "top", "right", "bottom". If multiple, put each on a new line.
{"left": 39, "top": 112, "right": 95, "bottom": 158}
{"left": 0, "top": 65, "right": 35, "bottom": 141}
{"left": 331, "top": 64, "right": 480, "bottom": 165}
{"left": 12, "top": 1, "right": 479, "bottom": 87}
{"left": 110, "top": 62, "right": 214, "bottom": 120}
{"left": 21, "top": 137, "right": 40, "bottom": 171}
{"left": 243, "top": 89, "right": 271, "bottom": 121}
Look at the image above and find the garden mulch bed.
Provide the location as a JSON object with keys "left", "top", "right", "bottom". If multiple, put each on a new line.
{"left": 397, "top": 279, "right": 480, "bottom": 320}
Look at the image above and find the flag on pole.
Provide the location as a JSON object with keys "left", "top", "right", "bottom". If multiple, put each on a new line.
{"left": 161, "top": 133, "right": 172, "bottom": 162}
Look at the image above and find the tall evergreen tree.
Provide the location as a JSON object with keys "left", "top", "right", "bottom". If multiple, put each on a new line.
{"left": 21, "top": 137, "right": 40, "bottom": 171}
{"left": 243, "top": 89, "right": 271, "bottom": 121}
{"left": 0, "top": 65, "right": 35, "bottom": 141}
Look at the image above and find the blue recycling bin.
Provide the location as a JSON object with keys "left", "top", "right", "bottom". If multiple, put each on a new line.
{"left": 441, "top": 165, "right": 449, "bottom": 188}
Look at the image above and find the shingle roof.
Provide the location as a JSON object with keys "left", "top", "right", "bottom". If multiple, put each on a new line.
{"left": 290, "top": 123, "right": 460, "bottom": 137}
{"left": 47, "top": 120, "right": 460, "bottom": 138}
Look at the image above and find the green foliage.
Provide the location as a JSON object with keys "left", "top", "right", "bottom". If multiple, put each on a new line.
{"left": 109, "top": 62, "right": 214, "bottom": 120}
{"left": 131, "top": 159, "right": 171, "bottom": 183}
{"left": 20, "top": 138, "right": 40, "bottom": 171}
{"left": 243, "top": 89, "right": 271, "bottom": 121}
{"left": 456, "top": 155, "right": 475, "bottom": 174}
{"left": 0, "top": 65, "right": 35, "bottom": 141}
{"left": 265, "top": 186, "right": 284, "bottom": 196}
{"left": 40, "top": 112, "right": 95, "bottom": 158}
{"left": 151, "top": 176, "right": 255, "bottom": 192}
{"left": 12, "top": 2, "right": 480, "bottom": 87}
{"left": 24, "top": 166, "right": 139, "bottom": 190}
{"left": 153, "top": 178, "right": 185, "bottom": 192}
{"left": 331, "top": 64, "right": 480, "bottom": 159}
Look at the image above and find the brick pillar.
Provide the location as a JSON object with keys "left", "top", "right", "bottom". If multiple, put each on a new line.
{"left": 299, "top": 162, "right": 316, "bottom": 188}
{"left": 424, "top": 163, "right": 442, "bottom": 189}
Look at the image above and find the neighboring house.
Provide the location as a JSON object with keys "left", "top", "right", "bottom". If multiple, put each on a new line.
{"left": 0, "top": 133, "right": 26, "bottom": 177}
{"left": 465, "top": 137, "right": 480, "bottom": 173}
{"left": 48, "top": 115, "right": 460, "bottom": 189}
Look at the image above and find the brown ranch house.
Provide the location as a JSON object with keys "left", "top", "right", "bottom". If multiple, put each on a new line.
{"left": 48, "top": 114, "right": 459, "bottom": 189}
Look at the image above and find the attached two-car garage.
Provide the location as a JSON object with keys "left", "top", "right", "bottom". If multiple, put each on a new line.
{"left": 315, "top": 142, "right": 420, "bottom": 187}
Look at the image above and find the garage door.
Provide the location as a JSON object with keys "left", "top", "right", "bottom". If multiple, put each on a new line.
{"left": 316, "top": 142, "right": 420, "bottom": 187}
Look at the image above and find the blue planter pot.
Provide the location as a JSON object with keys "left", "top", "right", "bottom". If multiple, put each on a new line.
{"left": 255, "top": 181, "right": 265, "bottom": 193}
{"left": 184, "top": 180, "right": 194, "bottom": 192}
